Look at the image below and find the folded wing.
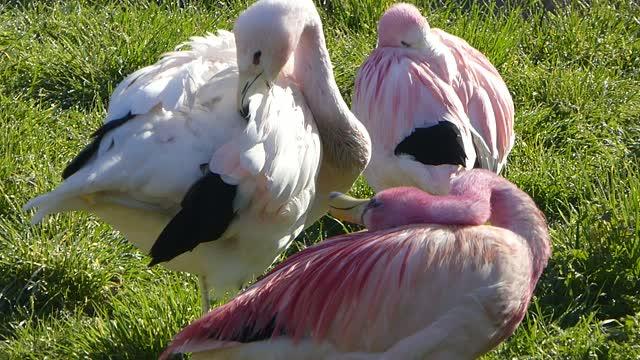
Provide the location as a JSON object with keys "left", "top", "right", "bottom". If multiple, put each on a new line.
{"left": 353, "top": 49, "right": 477, "bottom": 170}
{"left": 432, "top": 29, "right": 515, "bottom": 172}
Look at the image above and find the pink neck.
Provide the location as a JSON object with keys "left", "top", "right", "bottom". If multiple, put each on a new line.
{"left": 379, "top": 170, "right": 550, "bottom": 282}
{"left": 450, "top": 170, "right": 551, "bottom": 281}
{"left": 410, "top": 192, "right": 490, "bottom": 227}
{"left": 367, "top": 186, "right": 490, "bottom": 231}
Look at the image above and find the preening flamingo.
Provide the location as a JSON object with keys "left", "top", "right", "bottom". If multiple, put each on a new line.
{"left": 23, "top": 0, "right": 370, "bottom": 312}
{"left": 353, "top": 3, "right": 515, "bottom": 195}
{"left": 160, "top": 169, "right": 550, "bottom": 360}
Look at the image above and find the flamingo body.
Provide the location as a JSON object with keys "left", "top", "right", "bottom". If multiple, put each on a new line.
{"left": 23, "top": 0, "right": 373, "bottom": 311}
{"left": 161, "top": 169, "right": 550, "bottom": 359}
{"left": 353, "top": 3, "right": 515, "bottom": 194}
{"left": 23, "top": 30, "right": 320, "bottom": 292}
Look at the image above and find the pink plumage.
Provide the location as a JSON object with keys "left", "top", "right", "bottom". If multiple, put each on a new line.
{"left": 160, "top": 169, "right": 550, "bottom": 359}
{"left": 354, "top": 3, "right": 515, "bottom": 195}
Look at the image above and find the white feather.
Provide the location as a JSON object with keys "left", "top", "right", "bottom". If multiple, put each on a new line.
{"left": 24, "top": 30, "right": 322, "bottom": 293}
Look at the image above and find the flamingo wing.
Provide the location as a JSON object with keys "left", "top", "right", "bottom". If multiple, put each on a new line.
{"left": 161, "top": 224, "right": 530, "bottom": 358}
{"left": 62, "top": 32, "right": 238, "bottom": 180}
{"left": 24, "top": 31, "right": 241, "bottom": 224}
{"left": 432, "top": 29, "right": 515, "bottom": 172}
{"left": 106, "top": 31, "right": 237, "bottom": 123}
{"left": 150, "top": 81, "right": 320, "bottom": 264}
{"left": 353, "top": 48, "right": 477, "bottom": 169}
{"left": 394, "top": 122, "right": 467, "bottom": 166}
{"left": 24, "top": 30, "right": 321, "bottom": 270}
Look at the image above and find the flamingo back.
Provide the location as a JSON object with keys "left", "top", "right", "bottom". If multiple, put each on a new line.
{"left": 353, "top": 47, "right": 477, "bottom": 193}
{"left": 431, "top": 29, "right": 515, "bottom": 172}
{"left": 161, "top": 224, "right": 533, "bottom": 359}
{"left": 353, "top": 48, "right": 475, "bottom": 161}
{"left": 107, "top": 31, "right": 237, "bottom": 122}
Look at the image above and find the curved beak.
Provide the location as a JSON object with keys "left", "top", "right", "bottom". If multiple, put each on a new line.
{"left": 237, "top": 70, "right": 271, "bottom": 118}
{"left": 328, "top": 192, "right": 370, "bottom": 226}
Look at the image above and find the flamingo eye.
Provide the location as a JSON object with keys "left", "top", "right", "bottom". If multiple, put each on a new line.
{"left": 401, "top": 41, "right": 411, "bottom": 47}
{"left": 368, "top": 199, "right": 382, "bottom": 209}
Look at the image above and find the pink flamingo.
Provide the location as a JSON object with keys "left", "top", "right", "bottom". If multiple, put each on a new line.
{"left": 159, "top": 169, "right": 550, "bottom": 359}
{"left": 353, "top": 3, "right": 515, "bottom": 195}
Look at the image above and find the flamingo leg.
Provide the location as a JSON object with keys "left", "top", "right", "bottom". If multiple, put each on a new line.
{"left": 199, "top": 275, "right": 211, "bottom": 314}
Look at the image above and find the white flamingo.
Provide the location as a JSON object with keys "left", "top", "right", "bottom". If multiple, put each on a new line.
{"left": 23, "top": 0, "right": 371, "bottom": 313}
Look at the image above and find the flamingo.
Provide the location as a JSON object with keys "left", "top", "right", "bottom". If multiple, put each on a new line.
{"left": 22, "top": 0, "right": 370, "bottom": 313}
{"left": 353, "top": 3, "right": 515, "bottom": 195}
{"left": 159, "top": 169, "right": 550, "bottom": 360}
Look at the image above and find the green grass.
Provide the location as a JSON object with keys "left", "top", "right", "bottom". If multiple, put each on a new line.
{"left": 1, "top": 0, "right": 639, "bottom": 358}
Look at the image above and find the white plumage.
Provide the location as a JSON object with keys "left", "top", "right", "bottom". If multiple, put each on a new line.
{"left": 24, "top": 30, "right": 321, "bottom": 308}
{"left": 24, "top": 0, "right": 371, "bottom": 314}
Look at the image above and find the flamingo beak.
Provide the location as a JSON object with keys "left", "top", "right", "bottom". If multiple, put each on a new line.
{"left": 237, "top": 70, "right": 271, "bottom": 118}
{"left": 328, "top": 192, "right": 370, "bottom": 226}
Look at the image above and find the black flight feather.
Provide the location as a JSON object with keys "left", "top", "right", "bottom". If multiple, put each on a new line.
{"left": 62, "top": 112, "right": 135, "bottom": 179}
{"left": 207, "top": 315, "right": 286, "bottom": 343}
{"left": 234, "top": 315, "right": 281, "bottom": 342}
{"left": 148, "top": 171, "right": 237, "bottom": 266}
{"left": 394, "top": 121, "right": 467, "bottom": 167}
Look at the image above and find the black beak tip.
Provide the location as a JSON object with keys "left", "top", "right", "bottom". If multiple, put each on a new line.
{"left": 148, "top": 257, "right": 160, "bottom": 268}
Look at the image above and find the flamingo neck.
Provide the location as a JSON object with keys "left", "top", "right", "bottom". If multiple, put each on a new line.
{"left": 420, "top": 194, "right": 490, "bottom": 226}
{"left": 451, "top": 170, "right": 551, "bottom": 282}
{"left": 372, "top": 189, "right": 490, "bottom": 231}
{"left": 292, "top": 21, "right": 371, "bottom": 175}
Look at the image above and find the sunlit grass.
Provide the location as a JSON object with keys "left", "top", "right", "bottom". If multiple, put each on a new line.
{"left": 1, "top": 0, "right": 639, "bottom": 358}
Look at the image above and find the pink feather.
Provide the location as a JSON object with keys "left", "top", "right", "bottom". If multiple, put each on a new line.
{"left": 353, "top": 3, "right": 515, "bottom": 195}
{"left": 160, "top": 170, "right": 550, "bottom": 359}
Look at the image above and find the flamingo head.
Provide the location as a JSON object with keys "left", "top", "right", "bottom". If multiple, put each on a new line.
{"left": 234, "top": 0, "right": 308, "bottom": 116}
{"left": 377, "top": 3, "right": 430, "bottom": 49}
{"left": 328, "top": 187, "right": 431, "bottom": 231}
